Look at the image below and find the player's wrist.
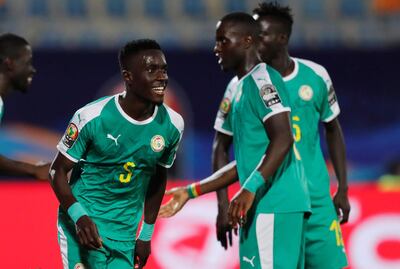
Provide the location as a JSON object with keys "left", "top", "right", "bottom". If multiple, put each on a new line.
{"left": 138, "top": 221, "right": 155, "bottom": 241}
{"left": 242, "top": 170, "right": 265, "bottom": 194}
{"left": 67, "top": 202, "right": 88, "bottom": 224}
{"left": 187, "top": 182, "right": 201, "bottom": 199}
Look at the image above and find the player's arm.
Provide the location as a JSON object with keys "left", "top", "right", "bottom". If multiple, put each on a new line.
{"left": 159, "top": 160, "right": 238, "bottom": 218}
{"left": 324, "top": 118, "right": 350, "bottom": 224}
{"left": 49, "top": 152, "right": 102, "bottom": 249}
{"left": 228, "top": 112, "right": 293, "bottom": 227}
{"left": 212, "top": 131, "right": 234, "bottom": 249}
{"left": 134, "top": 164, "right": 167, "bottom": 269}
{"left": 0, "top": 155, "right": 49, "bottom": 179}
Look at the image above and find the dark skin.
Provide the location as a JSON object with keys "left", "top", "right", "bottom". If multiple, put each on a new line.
{"left": 160, "top": 19, "right": 294, "bottom": 231}
{"left": 257, "top": 15, "right": 350, "bottom": 223}
{"left": 0, "top": 44, "right": 50, "bottom": 179}
{"left": 50, "top": 49, "right": 169, "bottom": 266}
{"left": 212, "top": 132, "right": 233, "bottom": 249}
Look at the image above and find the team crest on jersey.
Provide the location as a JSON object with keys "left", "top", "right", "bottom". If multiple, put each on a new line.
{"left": 219, "top": 98, "right": 231, "bottom": 114}
{"left": 259, "top": 84, "right": 281, "bottom": 107}
{"left": 151, "top": 135, "right": 165, "bottom": 152}
{"left": 74, "top": 263, "right": 86, "bottom": 269}
{"left": 298, "top": 85, "right": 313, "bottom": 101}
{"left": 328, "top": 86, "right": 337, "bottom": 106}
{"left": 62, "top": 122, "right": 79, "bottom": 148}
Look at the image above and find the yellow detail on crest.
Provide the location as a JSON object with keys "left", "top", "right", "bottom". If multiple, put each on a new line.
{"left": 119, "top": 162, "right": 136, "bottom": 183}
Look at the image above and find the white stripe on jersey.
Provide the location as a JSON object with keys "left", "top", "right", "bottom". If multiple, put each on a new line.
{"left": 57, "top": 222, "right": 70, "bottom": 269}
{"left": 164, "top": 104, "right": 184, "bottom": 135}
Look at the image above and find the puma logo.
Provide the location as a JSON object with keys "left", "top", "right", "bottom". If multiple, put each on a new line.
{"left": 242, "top": 256, "right": 255, "bottom": 267}
{"left": 107, "top": 134, "right": 121, "bottom": 146}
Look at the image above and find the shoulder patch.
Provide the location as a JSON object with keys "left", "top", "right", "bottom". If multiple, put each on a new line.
{"left": 260, "top": 84, "right": 281, "bottom": 107}
{"left": 328, "top": 86, "right": 337, "bottom": 106}
{"left": 219, "top": 97, "right": 231, "bottom": 114}
{"left": 62, "top": 122, "right": 79, "bottom": 148}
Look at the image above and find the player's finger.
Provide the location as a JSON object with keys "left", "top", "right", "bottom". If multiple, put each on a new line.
{"left": 228, "top": 229, "right": 233, "bottom": 247}
{"left": 341, "top": 208, "right": 350, "bottom": 224}
{"left": 165, "top": 187, "right": 179, "bottom": 195}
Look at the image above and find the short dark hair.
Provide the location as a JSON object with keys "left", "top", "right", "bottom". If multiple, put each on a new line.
{"left": 253, "top": 1, "right": 293, "bottom": 37}
{"left": 118, "top": 39, "right": 162, "bottom": 70}
{"left": 0, "top": 33, "right": 29, "bottom": 63}
{"left": 220, "top": 12, "right": 260, "bottom": 38}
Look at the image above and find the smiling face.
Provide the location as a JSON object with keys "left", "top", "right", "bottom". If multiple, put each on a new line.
{"left": 123, "top": 49, "right": 168, "bottom": 105}
{"left": 9, "top": 45, "right": 36, "bottom": 93}
{"left": 214, "top": 20, "right": 247, "bottom": 72}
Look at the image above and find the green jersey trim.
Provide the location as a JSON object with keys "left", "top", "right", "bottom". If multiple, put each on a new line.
{"left": 262, "top": 107, "right": 291, "bottom": 122}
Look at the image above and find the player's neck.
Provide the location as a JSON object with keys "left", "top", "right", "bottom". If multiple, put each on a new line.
{"left": 237, "top": 54, "right": 261, "bottom": 79}
{"left": 270, "top": 52, "right": 293, "bottom": 77}
{"left": 118, "top": 94, "right": 156, "bottom": 121}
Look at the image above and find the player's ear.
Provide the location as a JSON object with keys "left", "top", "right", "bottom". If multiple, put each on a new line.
{"left": 122, "top": 70, "right": 133, "bottom": 82}
{"left": 244, "top": 35, "right": 253, "bottom": 49}
{"left": 278, "top": 33, "right": 289, "bottom": 45}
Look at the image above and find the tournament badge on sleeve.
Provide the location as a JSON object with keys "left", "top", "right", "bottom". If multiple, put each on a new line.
{"left": 62, "top": 122, "right": 79, "bottom": 148}
{"left": 260, "top": 84, "right": 281, "bottom": 107}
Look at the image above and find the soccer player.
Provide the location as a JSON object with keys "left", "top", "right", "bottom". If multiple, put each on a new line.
{"left": 0, "top": 33, "right": 49, "bottom": 179}
{"left": 214, "top": 2, "right": 349, "bottom": 268}
{"left": 159, "top": 13, "right": 310, "bottom": 269}
{"left": 49, "top": 39, "right": 184, "bottom": 269}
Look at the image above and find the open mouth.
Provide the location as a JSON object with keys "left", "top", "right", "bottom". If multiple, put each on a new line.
{"left": 152, "top": 86, "right": 166, "bottom": 96}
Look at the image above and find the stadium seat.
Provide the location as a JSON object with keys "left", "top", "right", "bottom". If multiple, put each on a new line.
{"left": 183, "top": 0, "right": 206, "bottom": 18}
{"left": 340, "top": 0, "right": 365, "bottom": 17}
{"left": 144, "top": 0, "right": 166, "bottom": 18}
{"left": 106, "top": 0, "right": 126, "bottom": 17}
{"left": 28, "top": 0, "right": 49, "bottom": 17}
{"left": 66, "top": 0, "right": 87, "bottom": 17}
{"left": 303, "top": 0, "right": 325, "bottom": 18}
{"left": 226, "top": 0, "right": 247, "bottom": 13}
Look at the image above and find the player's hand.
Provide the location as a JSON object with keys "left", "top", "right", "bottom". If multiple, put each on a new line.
{"left": 134, "top": 239, "right": 151, "bottom": 269}
{"left": 33, "top": 162, "right": 51, "bottom": 180}
{"left": 158, "top": 187, "right": 189, "bottom": 218}
{"left": 75, "top": 215, "right": 103, "bottom": 250}
{"left": 216, "top": 199, "right": 233, "bottom": 250}
{"left": 333, "top": 189, "right": 350, "bottom": 224}
{"left": 228, "top": 189, "right": 255, "bottom": 228}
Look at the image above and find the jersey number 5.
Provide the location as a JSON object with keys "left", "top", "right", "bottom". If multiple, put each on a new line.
{"left": 119, "top": 162, "right": 136, "bottom": 183}
{"left": 292, "top": 115, "right": 301, "bottom": 160}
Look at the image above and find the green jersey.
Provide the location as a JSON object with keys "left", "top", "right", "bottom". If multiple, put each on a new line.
{"left": 284, "top": 58, "right": 340, "bottom": 202}
{"left": 0, "top": 96, "right": 3, "bottom": 124}
{"left": 218, "top": 63, "right": 310, "bottom": 213}
{"left": 57, "top": 92, "right": 184, "bottom": 241}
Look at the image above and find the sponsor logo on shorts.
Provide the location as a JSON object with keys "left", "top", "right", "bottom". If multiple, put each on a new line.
{"left": 259, "top": 84, "right": 281, "bottom": 107}
{"left": 62, "top": 122, "right": 79, "bottom": 148}
{"left": 151, "top": 135, "right": 165, "bottom": 152}
{"left": 298, "top": 85, "right": 313, "bottom": 101}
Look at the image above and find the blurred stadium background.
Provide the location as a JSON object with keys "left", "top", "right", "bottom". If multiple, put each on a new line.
{"left": 0, "top": 0, "right": 399, "bottom": 268}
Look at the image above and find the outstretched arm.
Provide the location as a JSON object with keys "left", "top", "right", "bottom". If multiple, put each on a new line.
{"left": 0, "top": 155, "right": 49, "bottom": 179}
{"left": 228, "top": 112, "right": 293, "bottom": 227}
{"left": 212, "top": 131, "right": 234, "bottom": 249}
{"left": 50, "top": 152, "right": 102, "bottom": 249}
{"left": 135, "top": 165, "right": 168, "bottom": 269}
{"left": 159, "top": 161, "right": 238, "bottom": 218}
{"left": 324, "top": 118, "right": 350, "bottom": 224}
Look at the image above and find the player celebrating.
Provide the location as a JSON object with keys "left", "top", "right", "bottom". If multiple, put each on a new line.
{"left": 0, "top": 33, "right": 49, "bottom": 179}
{"left": 160, "top": 13, "right": 310, "bottom": 269}
{"left": 254, "top": 2, "right": 349, "bottom": 268}
{"left": 49, "top": 39, "right": 184, "bottom": 269}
